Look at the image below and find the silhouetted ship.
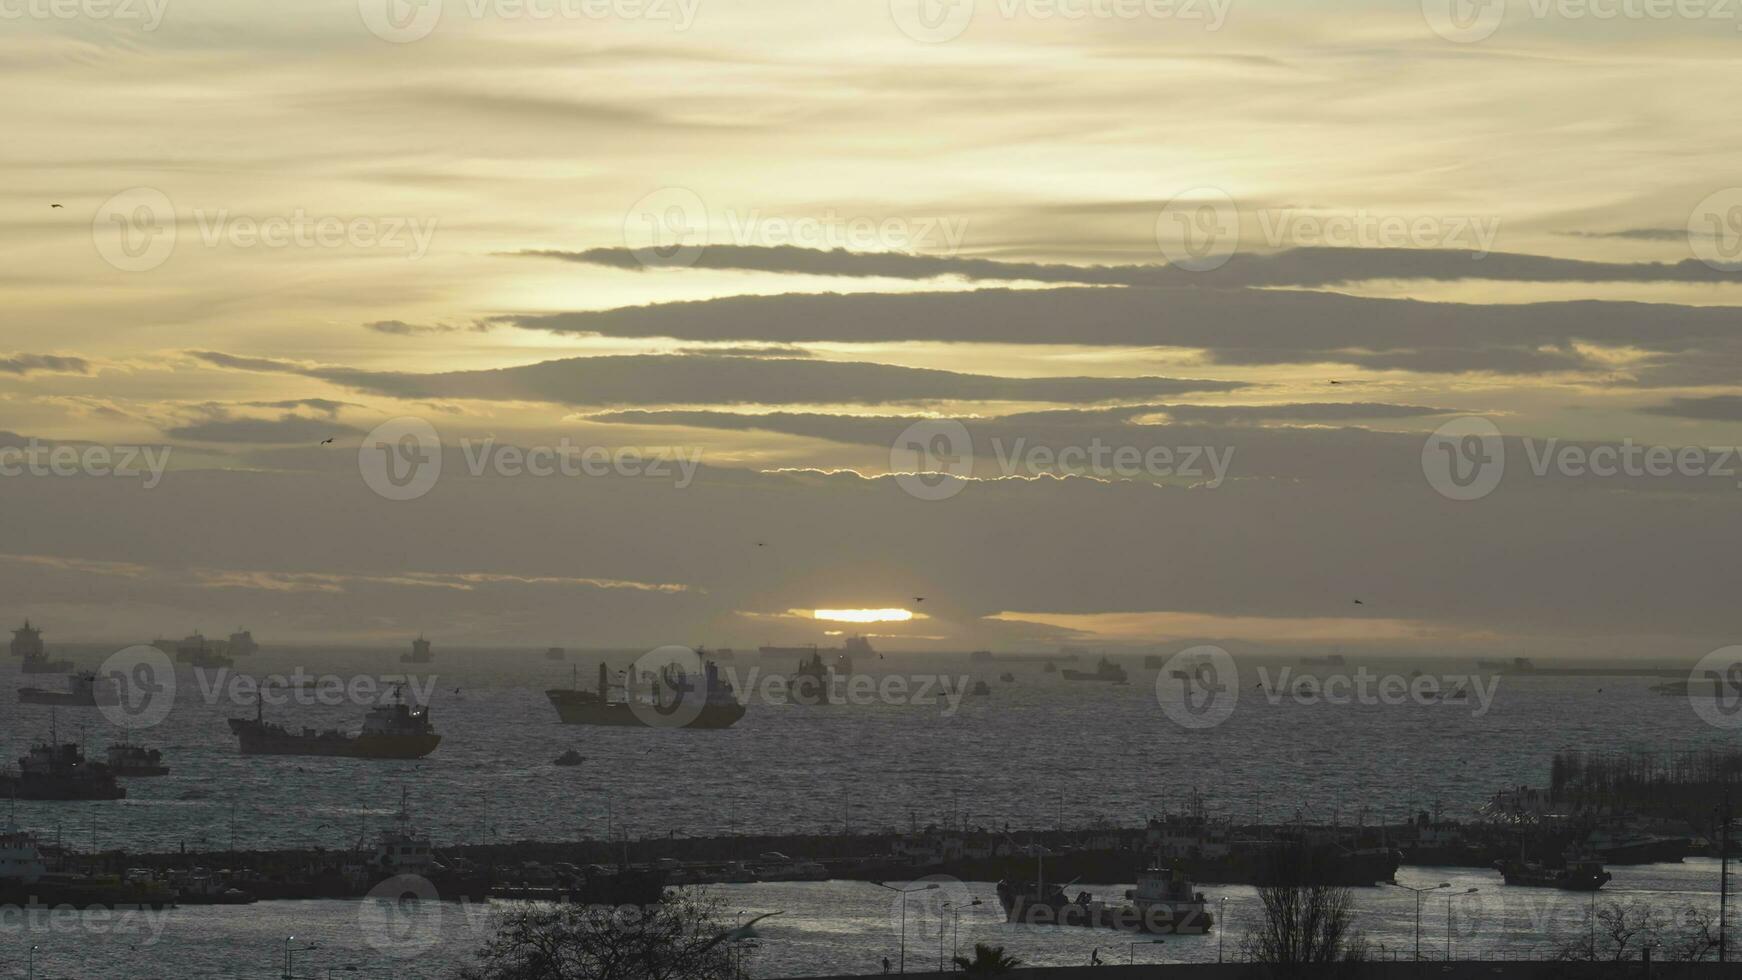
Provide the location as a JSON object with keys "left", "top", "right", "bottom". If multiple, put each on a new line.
{"left": 228, "top": 686, "right": 440, "bottom": 759}
{"left": 1300, "top": 654, "right": 1346, "bottom": 666}
{"left": 227, "top": 629, "right": 259, "bottom": 656}
{"left": 170, "top": 632, "right": 233, "bottom": 668}
{"left": 106, "top": 741, "right": 169, "bottom": 776}
{"left": 789, "top": 651, "right": 834, "bottom": 705}
{"left": 759, "top": 635, "right": 873, "bottom": 658}
{"left": 20, "top": 653, "right": 73, "bottom": 674}
{"left": 400, "top": 635, "right": 433, "bottom": 664}
{"left": 17, "top": 670, "right": 118, "bottom": 707}
{"left": 0, "top": 726, "right": 125, "bottom": 800}
{"left": 547, "top": 659, "right": 745, "bottom": 729}
{"left": 997, "top": 866, "right": 1212, "bottom": 935}
{"left": 1060, "top": 656, "right": 1128, "bottom": 684}
{"left": 1495, "top": 855, "right": 1610, "bottom": 890}
{"left": 545, "top": 646, "right": 566, "bottom": 661}
{"left": 10, "top": 620, "right": 44, "bottom": 658}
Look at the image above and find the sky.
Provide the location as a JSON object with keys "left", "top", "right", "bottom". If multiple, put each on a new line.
{"left": 4, "top": 0, "right": 1742, "bottom": 656}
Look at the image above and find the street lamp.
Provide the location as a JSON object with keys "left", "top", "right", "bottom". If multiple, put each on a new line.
{"left": 1127, "top": 938, "right": 1165, "bottom": 964}
{"left": 940, "top": 898, "right": 982, "bottom": 970}
{"left": 1217, "top": 897, "right": 1229, "bottom": 963}
{"left": 283, "top": 935, "right": 319, "bottom": 979}
{"left": 1446, "top": 887, "right": 1477, "bottom": 960}
{"left": 873, "top": 881, "right": 940, "bottom": 974}
{"left": 27, "top": 945, "right": 38, "bottom": 980}
{"left": 1384, "top": 881, "right": 1448, "bottom": 960}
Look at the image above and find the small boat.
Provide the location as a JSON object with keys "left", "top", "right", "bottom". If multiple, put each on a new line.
{"left": 553, "top": 749, "right": 584, "bottom": 767}
{"left": 106, "top": 742, "right": 169, "bottom": 777}
{"left": 996, "top": 867, "right": 1212, "bottom": 934}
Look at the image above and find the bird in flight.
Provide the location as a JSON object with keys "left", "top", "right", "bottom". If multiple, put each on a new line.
{"left": 320, "top": 437, "right": 334, "bottom": 445}
{"left": 49, "top": 204, "right": 63, "bottom": 209}
{"left": 1352, "top": 598, "right": 1364, "bottom": 605}
{"left": 1329, "top": 380, "right": 1342, "bottom": 385}
{"left": 913, "top": 596, "right": 926, "bottom": 603}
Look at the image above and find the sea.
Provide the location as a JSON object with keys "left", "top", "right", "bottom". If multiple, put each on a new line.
{"left": 0, "top": 645, "right": 1733, "bottom": 977}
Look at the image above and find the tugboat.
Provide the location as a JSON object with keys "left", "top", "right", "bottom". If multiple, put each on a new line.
{"left": 789, "top": 651, "right": 834, "bottom": 705}
{"left": 18, "top": 670, "right": 119, "bottom": 707}
{"left": 553, "top": 749, "right": 584, "bottom": 767}
{"left": 547, "top": 658, "right": 746, "bottom": 729}
{"left": 1060, "top": 656, "right": 1128, "bottom": 684}
{"left": 106, "top": 741, "right": 170, "bottom": 777}
{"left": 400, "top": 635, "right": 434, "bottom": 664}
{"left": 1495, "top": 855, "right": 1610, "bottom": 890}
{"left": 0, "top": 723, "right": 125, "bottom": 800}
{"left": 996, "top": 866, "right": 1212, "bottom": 934}
{"left": 228, "top": 685, "right": 441, "bottom": 759}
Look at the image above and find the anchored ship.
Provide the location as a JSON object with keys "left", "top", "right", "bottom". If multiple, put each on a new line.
{"left": 1061, "top": 656, "right": 1128, "bottom": 684}
{"left": 1495, "top": 855, "right": 1610, "bottom": 890}
{"left": 228, "top": 686, "right": 441, "bottom": 759}
{"left": 788, "top": 651, "right": 835, "bottom": 705}
{"left": 227, "top": 629, "right": 259, "bottom": 657}
{"left": 0, "top": 723, "right": 125, "bottom": 800}
{"left": 173, "top": 633, "right": 233, "bottom": 669}
{"left": 545, "top": 646, "right": 567, "bottom": 661}
{"left": 759, "top": 635, "right": 873, "bottom": 659}
{"left": 18, "top": 670, "right": 119, "bottom": 707}
{"left": 106, "top": 741, "right": 170, "bottom": 777}
{"left": 547, "top": 657, "right": 745, "bottom": 729}
{"left": 10, "top": 621, "right": 44, "bottom": 658}
{"left": 401, "top": 635, "right": 433, "bottom": 664}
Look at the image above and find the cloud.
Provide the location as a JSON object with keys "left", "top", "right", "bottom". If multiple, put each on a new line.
{"left": 524, "top": 243, "right": 1742, "bottom": 287}
{"left": 1639, "top": 395, "right": 1742, "bottom": 421}
{"left": 164, "top": 415, "right": 361, "bottom": 445}
{"left": 365, "top": 319, "right": 490, "bottom": 336}
{"left": 498, "top": 286, "right": 1742, "bottom": 378}
{"left": 187, "top": 350, "right": 1245, "bottom": 407}
{"left": 0, "top": 353, "right": 92, "bottom": 376}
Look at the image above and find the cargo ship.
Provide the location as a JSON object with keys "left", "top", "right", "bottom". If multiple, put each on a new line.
{"left": 401, "top": 635, "right": 433, "bottom": 664}
{"left": 545, "top": 646, "right": 567, "bottom": 661}
{"left": 20, "top": 653, "right": 74, "bottom": 674}
{"left": 10, "top": 620, "right": 44, "bottom": 658}
{"left": 18, "top": 670, "right": 119, "bottom": 707}
{"left": 0, "top": 732, "right": 125, "bottom": 800}
{"left": 172, "top": 633, "right": 233, "bottom": 669}
{"left": 1061, "top": 656, "right": 1128, "bottom": 684}
{"left": 228, "top": 686, "right": 441, "bottom": 759}
{"left": 1495, "top": 855, "right": 1610, "bottom": 890}
{"left": 227, "top": 629, "right": 259, "bottom": 657}
{"left": 996, "top": 866, "right": 1212, "bottom": 935}
{"left": 759, "top": 635, "right": 873, "bottom": 659}
{"left": 546, "top": 658, "right": 745, "bottom": 729}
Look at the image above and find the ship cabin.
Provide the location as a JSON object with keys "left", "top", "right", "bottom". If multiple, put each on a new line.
{"left": 10, "top": 621, "right": 44, "bottom": 658}
{"left": 0, "top": 826, "right": 46, "bottom": 883}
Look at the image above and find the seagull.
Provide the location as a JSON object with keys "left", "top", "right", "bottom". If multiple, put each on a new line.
{"left": 1329, "top": 380, "right": 1342, "bottom": 385}
{"left": 1352, "top": 599, "right": 1364, "bottom": 605}
{"left": 50, "top": 204, "right": 63, "bottom": 209}
{"left": 320, "top": 437, "right": 334, "bottom": 445}
{"left": 913, "top": 597, "right": 926, "bottom": 603}
{"left": 755, "top": 541, "right": 766, "bottom": 548}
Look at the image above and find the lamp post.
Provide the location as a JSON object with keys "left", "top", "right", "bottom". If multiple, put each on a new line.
{"left": 873, "top": 881, "right": 940, "bottom": 974}
{"left": 1217, "top": 896, "right": 1228, "bottom": 963}
{"left": 1446, "top": 887, "right": 1477, "bottom": 960}
{"left": 1384, "top": 881, "right": 1448, "bottom": 960}
{"left": 27, "top": 945, "right": 38, "bottom": 980}
{"left": 283, "top": 935, "right": 318, "bottom": 979}
{"left": 940, "top": 898, "right": 982, "bottom": 970}
{"left": 1127, "top": 938, "right": 1165, "bottom": 964}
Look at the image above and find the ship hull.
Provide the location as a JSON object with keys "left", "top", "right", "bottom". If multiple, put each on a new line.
{"left": 16, "top": 690, "right": 116, "bottom": 707}
{"left": 546, "top": 691, "right": 745, "bottom": 729}
{"left": 0, "top": 776, "right": 125, "bottom": 801}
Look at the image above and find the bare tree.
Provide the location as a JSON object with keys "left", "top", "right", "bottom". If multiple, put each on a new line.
{"left": 1551, "top": 899, "right": 1719, "bottom": 977}
{"left": 1238, "top": 847, "right": 1368, "bottom": 977}
{"left": 462, "top": 892, "right": 757, "bottom": 980}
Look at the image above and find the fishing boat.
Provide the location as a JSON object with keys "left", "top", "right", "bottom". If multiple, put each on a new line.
{"left": 996, "top": 866, "right": 1212, "bottom": 934}
{"left": 106, "top": 742, "right": 170, "bottom": 777}
{"left": 228, "top": 685, "right": 440, "bottom": 759}
{"left": 546, "top": 657, "right": 745, "bottom": 729}
{"left": 1494, "top": 856, "right": 1610, "bottom": 890}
